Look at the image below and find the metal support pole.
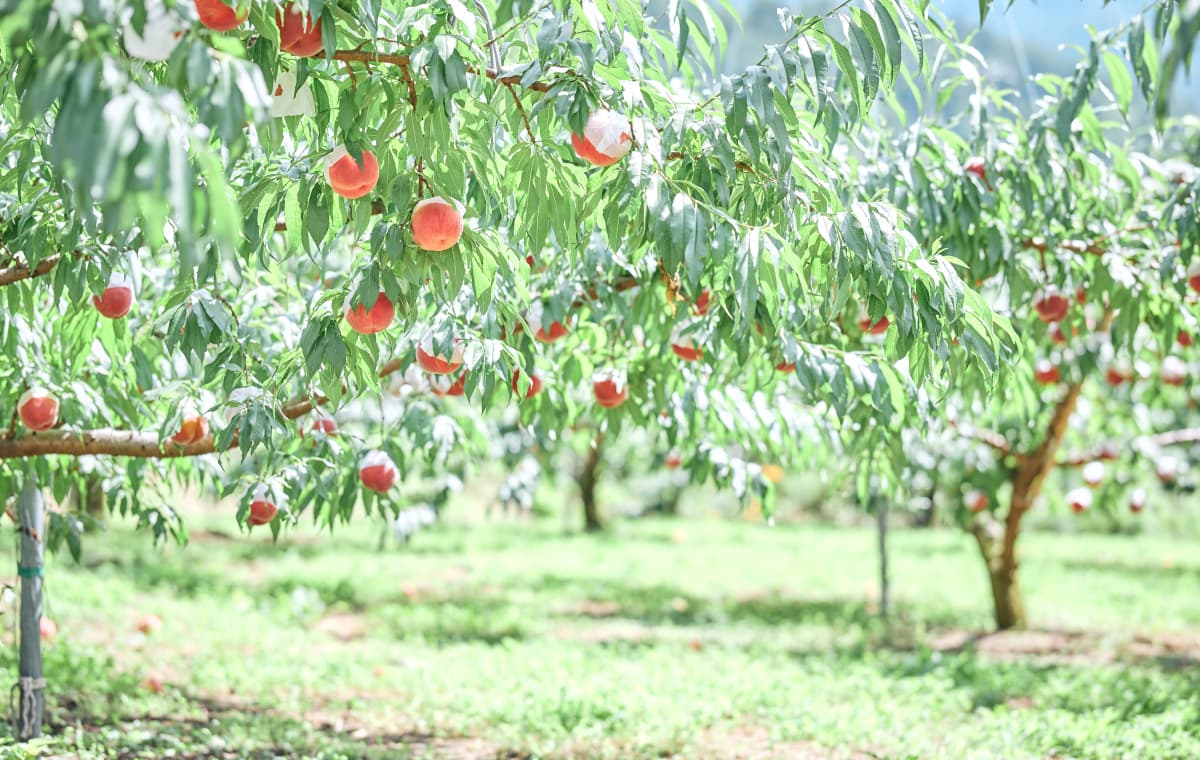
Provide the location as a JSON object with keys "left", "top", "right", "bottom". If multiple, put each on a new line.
{"left": 15, "top": 480, "right": 45, "bottom": 740}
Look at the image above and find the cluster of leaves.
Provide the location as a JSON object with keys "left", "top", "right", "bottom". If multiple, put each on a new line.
{"left": 0, "top": 0, "right": 1024, "bottom": 539}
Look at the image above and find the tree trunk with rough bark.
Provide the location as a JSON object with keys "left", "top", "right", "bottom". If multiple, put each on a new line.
{"left": 577, "top": 436, "right": 604, "bottom": 532}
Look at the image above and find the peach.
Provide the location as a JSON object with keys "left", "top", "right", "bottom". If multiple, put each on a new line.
{"left": 324, "top": 145, "right": 379, "bottom": 199}
{"left": 692, "top": 290, "right": 711, "bottom": 316}
{"left": 1066, "top": 486, "right": 1091, "bottom": 514}
{"left": 194, "top": 0, "right": 246, "bottom": 31}
{"left": 1156, "top": 455, "right": 1180, "bottom": 484}
{"left": 775, "top": 361, "right": 795, "bottom": 373}
{"left": 247, "top": 484, "right": 277, "bottom": 526}
{"left": 1178, "top": 330, "right": 1193, "bottom": 348}
{"left": 1082, "top": 461, "right": 1105, "bottom": 489}
{"left": 39, "top": 617, "right": 57, "bottom": 641}
{"left": 359, "top": 450, "right": 399, "bottom": 493}
{"left": 535, "top": 320, "right": 569, "bottom": 343}
{"left": 1129, "top": 487, "right": 1147, "bottom": 513}
{"left": 965, "top": 489, "right": 988, "bottom": 513}
{"left": 310, "top": 416, "right": 338, "bottom": 436}
{"left": 1033, "top": 359, "right": 1059, "bottom": 385}
{"left": 664, "top": 451, "right": 682, "bottom": 470}
{"left": 93, "top": 272, "right": 134, "bottom": 319}
{"left": 18, "top": 387, "right": 59, "bottom": 431}
{"left": 411, "top": 197, "right": 464, "bottom": 251}
{"left": 964, "top": 157, "right": 992, "bottom": 190}
{"left": 858, "top": 315, "right": 890, "bottom": 335}
{"left": 670, "top": 330, "right": 703, "bottom": 362}
{"left": 275, "top": 3, "right": 324, "bottom": 57}
{"left": 1034, "top": 290, "right": 1070, "bottom": 323}
{"left": 345, "top": 291, "right": 394, "bottom": 334}
{"left": 416, "top": 331, "right": 464, "bottom": 374}
{"left": 1162, "top": 355, "right": 1187, "bottom": 386}
{"left": 512, "top": 370, "right": 542, "bottom": 399}
{"left": 592, "top": 368, "right": 627, "bottom": 409}
{"left": 172, "top": 407, "right": 208, "bottom": 445}
{"left": 1104, "top": 366, "right": 1131, "bottom": 387}
{"left": 1189, "top": 261, "right": 1200, "bottom": 294}
{"left": 429, "top": 373, "right": 466, "bottom": 397}
{"left": 571, "top": 110, "right": 632, "bottom": 167}
{"left": 135, "top": 614, "right": 162, "bottom": 635}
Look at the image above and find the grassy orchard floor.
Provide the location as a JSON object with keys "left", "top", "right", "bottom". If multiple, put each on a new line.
{"left": 0, "top": 514, "right": 1198, "bottom": 758}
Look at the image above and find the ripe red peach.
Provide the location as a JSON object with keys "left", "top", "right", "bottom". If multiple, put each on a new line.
{"left": 247, "top": 484, "right": 278, "bottom": 526}
{"left": 1178, "top": 330, "right": 1193, "bottom": 348}
{"left": 275, "top": 3, "right": 324, "bottom": 57}
{"left": 1034, "top": 290, "right": 1070, "bottom": 324}
{"left": 775, "top": 361, "right": 795, "bottom": 373}
{"left": 665, "top": 450, "right": 683, "bottom": 470}
{"left": 1082, "top": 461, "right": 1105, "bottom": 489}
{"left": 39, "top": 617, "right": 57, "bottom": 641}
{"left": 964, "top": 157, "right": 992, "bottom": 190}
{"left": 323, "top": 146, "right": 379, "bottom": 199}
{"left": 172, "top": 407, "right": 209, "bottom": 445}
{"left": 858, "top": 315, "right": 890, "bottom": 335}
{"left": 416, "top": 332, "right": 464, "bottom": 375}
{"left": 345, "top": 292, "right": 394, "bottom": 334}
{"left": 359, "top": 450, "right": 399, "bottom": 493}
{"left": 592, "top": 368, "right": 628, "bottom": 408}
{"left": 965, "top": 489, "right": 988, "bottom": 513}
{"left": 18, "top": 387, "right": 59, "bottom": 431}
{"left": 1033, "top": 359, "right": 1060, "bottom": 385}
{"left": 1066, "top": 486, "right": 1092, "bottom": 514}
{"left": 1162, "top": 355, "right": 1187, "bottom": 386}
{"left": 1189, "top": 261, "right": 1200, "bottom": 294}
{"left": 692, "top": 290, "right": 711, "bottom": 316}
{"left": 571, "top": 110, "right": 632, "bottom": 167}
{"left": 512, "top": 370, "right": 542, "bottom": 399}
{"left": 411, "top": 197, "right": 464, "bottom": 251}
{"left": 670, "top": 330, "right": 703, "bottom": 362}
{"left": 429, "top": 373, "right": 467, "bottom": 397}
{"left": 135, "top": 614, "right": 163, "bottom": 635}
{"left": 194, "top": 0, "right": 247, "bottom": 31}
{"left": 93, "top": 272, "right": 134, "bottom": 319}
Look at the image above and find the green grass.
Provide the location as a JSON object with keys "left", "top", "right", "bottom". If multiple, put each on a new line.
{"left": 0, "top": 514, "right": 1198, "bottom": 758}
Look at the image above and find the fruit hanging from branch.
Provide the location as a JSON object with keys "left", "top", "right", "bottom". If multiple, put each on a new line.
{"left": 571, "top": 111, "right": 632, "bottom": 167}
{"left": 275, "top": 3, "right": 324, "bottom": 57}
{"left": 416, "top": 332, "right": 464, "bottom": 375}
{"left": 410, "top": 198, "right": 464, "bottom": 252}
{"left": 359, "top": 451, "right": 399, "bottom": 493}
{"left": 324, "top": 146, "right": 379, "bottom": 200}
{"left": 345, "top": 292, "right": 394, "bottom": 335}
{"left": 194, "top": 0, "right": 247, "bottom": 32}
{"left": 247, "top": 484, "right": 278, "bottom": 526}
{"left": 93, "top": 273, "right": 134, "bottom": 319}
{"left": 593, "top": 368, "right": 628, "bottom": 409}
{"left": 17, "top": 388, "right": 59, "bottom": 432}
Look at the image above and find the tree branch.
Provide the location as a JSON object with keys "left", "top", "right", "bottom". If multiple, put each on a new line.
{"left": 0, "top": 255, "right": 63, "bottom": 287}
{"left": 0, "top": 272, "right": 646, "bottom": 461}
{"left": 949, "top": 420, "right": 1014, "bottom": 456}
{"left": 1058, "top": 427, "right": 1200, "bottom": 466}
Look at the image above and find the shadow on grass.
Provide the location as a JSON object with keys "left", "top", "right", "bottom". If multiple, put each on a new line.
{"left": 1057, "top": 558, "right": 1200, "bottom": 580}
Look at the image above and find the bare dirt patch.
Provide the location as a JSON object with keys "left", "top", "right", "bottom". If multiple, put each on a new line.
{"left": 928, "top": 628, "right": 1200, "bottom": 667}
{"left": 689, "top": 724, "right": 872, "bottom": 760}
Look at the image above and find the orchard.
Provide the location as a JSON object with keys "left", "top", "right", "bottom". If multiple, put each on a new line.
{"left": 0, "top": 0, "right": 1199, "bottom": 755}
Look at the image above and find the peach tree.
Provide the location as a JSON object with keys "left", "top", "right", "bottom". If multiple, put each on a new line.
{"left": 849, "top": 2, "right": 1200, "bottom": 629}
{"left": 0, "top": 0, "right": 1015, "bottom": 738}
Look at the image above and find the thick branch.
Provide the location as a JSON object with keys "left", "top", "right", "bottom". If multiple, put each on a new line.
{"left": 0, "top": 269, "right": 647, "bottom": 460}
{"left": 0, "top": 255, "right": 63, "bottom": 287}
{"left": 0, "top": 358, "right": 406, "bottom": 460}
{"left": 1059, "top": 427, "right": 1200, "bottom": 466}
{"left": 948, "top": 420, "right": 1014, "bottom": 456}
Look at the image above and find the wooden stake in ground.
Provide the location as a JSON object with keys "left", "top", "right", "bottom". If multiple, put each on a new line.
{"left": 15, "top": 480, "right": 46, "bottom": 739}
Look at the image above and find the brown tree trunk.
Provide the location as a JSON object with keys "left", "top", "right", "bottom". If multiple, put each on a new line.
{"left": 972, "top": 518, "right": 1027, "bottom": 630}
{"left": 577, "top": 435, "right": 604, "bottom": 532}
